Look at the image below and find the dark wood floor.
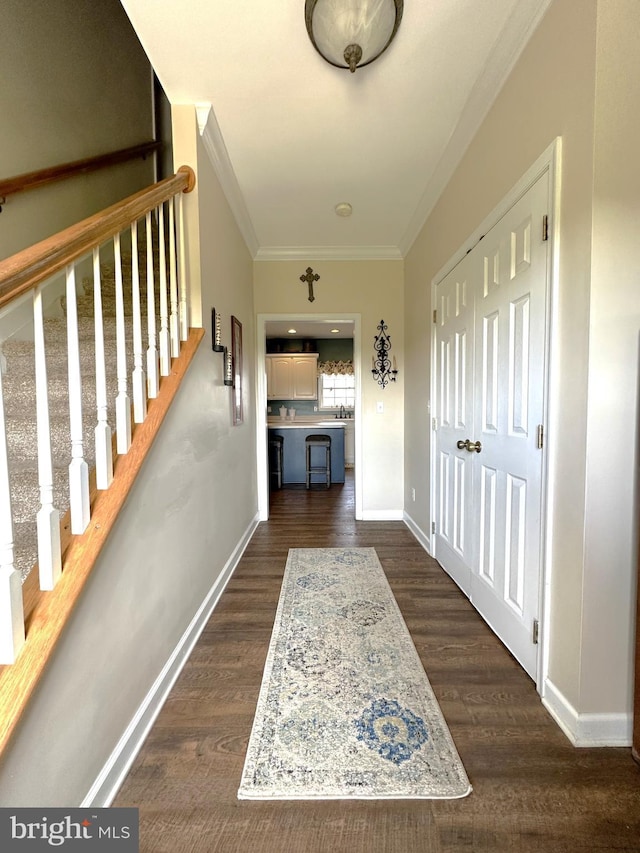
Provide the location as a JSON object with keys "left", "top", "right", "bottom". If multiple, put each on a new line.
{"left": 114, "top": 474, "right": 640, "bottom": 852}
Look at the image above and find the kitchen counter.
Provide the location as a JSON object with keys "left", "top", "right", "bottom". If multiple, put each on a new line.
{"left": 267, "top": 417, "right": 349, "bottom": 429}
{"left": 268, "top": 421, "right": 346, "bottom": 484}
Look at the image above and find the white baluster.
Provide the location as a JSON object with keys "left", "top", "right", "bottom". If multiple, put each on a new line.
{"left": 66, "top": 264, "right": 90, "bottom": 535}
{"left": 0, "top": 363, "right": 25, "bottom": 664}
{"left": 93, "top": 247, "right": 113, "bottom": 490}
{"left": 114, "top": 233, "right": 131, "bottom": 455}
{"left": 145, "top": 210, "right": 159, "bottom": 399}
{"left": 176, "top": 192, "right": 189, "bottom": 342}
{"left": 158, "top": 203, "right": 171, "bottom": 377}
{"left": 33, "top": 285, "right": 62, "bottom": 590}
{"left": 168, "top": 198, "right": 180, "bottom": 358}
{"left": 130, "top": 221, "right": 147, "bottom": 424}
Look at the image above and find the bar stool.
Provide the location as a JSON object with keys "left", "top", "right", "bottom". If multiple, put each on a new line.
{"left": 305, "top": 434, "right": 331, "bottom": 489}
{"left": 268, "top": 434, "right": 284, "bottom": 490}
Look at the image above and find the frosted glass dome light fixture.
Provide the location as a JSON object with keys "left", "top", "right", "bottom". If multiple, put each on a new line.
{"left": 305, "top": 0, "right": 404, "bottom": 74}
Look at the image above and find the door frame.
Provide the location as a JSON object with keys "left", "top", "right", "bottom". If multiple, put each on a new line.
{"left": 429, "top": 138, "right": 561, "bottom": 695}
{"left": 256, "top": 312, "right": 363, "bottom": 521}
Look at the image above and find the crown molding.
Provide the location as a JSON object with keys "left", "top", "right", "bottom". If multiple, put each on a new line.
{"left": 197, "top": 105, "right": 260, "bottom": 258}
{"left": 255, "top": 245, "right": 403, "bottom": 262}
{"left": 398, "top": 0, "right": 553, "bottom": 257}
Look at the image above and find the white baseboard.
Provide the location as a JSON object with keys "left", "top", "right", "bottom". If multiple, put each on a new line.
{"left": 403, "top": 511, "right": 432, "bottom": 555}
{"left": 542, "top": 678, "right": 633, "bottom": 747}
{"left": 361, "top": 509, "right": 404, "bottom": 521}
{"left": 81, "top": 513, "right": 260, "bottom": 807}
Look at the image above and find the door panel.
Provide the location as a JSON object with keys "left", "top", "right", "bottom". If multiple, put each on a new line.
{"left": 434, "top": 173, "right": 548, "bottom": 680}
{"left": 434, "top": 254, "right": 474, "bottom": 595}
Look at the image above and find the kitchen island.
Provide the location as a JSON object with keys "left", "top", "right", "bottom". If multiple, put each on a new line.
{"left": 268, "top": 419, "right": 346, "bottom": 485}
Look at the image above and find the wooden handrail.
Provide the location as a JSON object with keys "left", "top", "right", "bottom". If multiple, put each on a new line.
{"left": 0, "top": 165, "right": 195, "bottom": 311}
{"left": 0, "top": 141, "right": 162, "bottom": 200}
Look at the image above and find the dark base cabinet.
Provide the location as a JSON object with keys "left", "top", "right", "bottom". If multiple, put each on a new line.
{"left": 268, "top": 427, "right": 345, "bottom": 485}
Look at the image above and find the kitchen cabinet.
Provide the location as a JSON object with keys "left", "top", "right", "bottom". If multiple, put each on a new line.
{"left": 266, "top": 354, "right": 318, "bottom": 400}
{"left": 344, "top": 421, "right": 355, "bottom": 467}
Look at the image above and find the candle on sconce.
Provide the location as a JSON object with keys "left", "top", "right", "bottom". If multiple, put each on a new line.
{"left": 225, "top": 349, "right": 233, "bottom": 385}
{"left": 215, "top": 312, "right": 221, "bottom": 348}
{"left": 372, "top": 356, "right": 375, "bottom": 369}
{"left": 393, "top": 356, "right": 397, "bottom": 370}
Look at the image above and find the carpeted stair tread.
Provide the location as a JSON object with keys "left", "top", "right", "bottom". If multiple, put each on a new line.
{"left": 3, "top": 251, "right": 166, "bottom": 582}
{"left": 10, "top": 468, "right": 70, "bottom": 526}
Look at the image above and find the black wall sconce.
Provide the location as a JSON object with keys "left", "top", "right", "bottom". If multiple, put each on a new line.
{"left": 371, "top": 319, "right": 398, "bottom": 389}
{"left": 212, "top": 307, "right": 234, "bottom": 385}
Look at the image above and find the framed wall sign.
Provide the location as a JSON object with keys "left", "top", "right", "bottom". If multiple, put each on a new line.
{"left": 231, "top": 315, "right": 243, "bottom": 425}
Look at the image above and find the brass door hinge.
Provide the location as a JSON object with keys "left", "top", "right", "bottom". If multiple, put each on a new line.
{"left": 536, "top": 424, "right": 544, "bottom": 450}
{"left": 542, "top": 215, "right": 549, "bottom": 242}
{"left": 532, "top": 619, "right": 539, "bottom": 645}
{"left": 431, "top": 521, "right": 436, "bottom": 534}
{"left": 433, "top": 309, "right": 437, "bottom": 324}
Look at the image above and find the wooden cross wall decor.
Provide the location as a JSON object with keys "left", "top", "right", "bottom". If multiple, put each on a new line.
{"left": 300, "top": 267, "right": 320, "bottom": 303}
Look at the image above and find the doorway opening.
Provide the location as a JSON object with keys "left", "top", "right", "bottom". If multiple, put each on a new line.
{"left": 256, "top": 313, "right": 363, "bottom": 521}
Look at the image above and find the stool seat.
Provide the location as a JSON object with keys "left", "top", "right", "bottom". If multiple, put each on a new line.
{"left": 305, "top": 434, "right": 331, "bottom": 489}
{"left": 268, "top": 434, "right": 284, "bottom": 490}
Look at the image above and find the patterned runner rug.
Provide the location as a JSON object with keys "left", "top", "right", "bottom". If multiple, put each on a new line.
{"left": 238, "top": 548, "right": 471, "bottom": 800}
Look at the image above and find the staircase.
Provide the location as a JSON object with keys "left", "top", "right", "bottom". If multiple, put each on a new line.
{"left": 2, "top": 250, "right": 155, "bottom": 582}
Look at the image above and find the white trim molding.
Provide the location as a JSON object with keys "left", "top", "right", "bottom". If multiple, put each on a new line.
{"left": 542, "top": 679, "right": 633, "bottom": 747}
{"left": 197, "top": 104, "right": 260, "bottom": 258}
{"left": 403, "top": 511, "right": 432, "bottom": 556}
{"left": 255, "top": 245, "right": 403, "bottom": 262}
{"left": 361, "top": 509, "right": 404, "bottom": 522}
{"left": 81, "top": 513, "right": 260, "bottom": 807}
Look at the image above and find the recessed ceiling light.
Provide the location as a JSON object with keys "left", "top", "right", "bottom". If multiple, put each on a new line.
{"left": 335, "top": 202, "right": 352, "bottom": 217}
{"left": 330, "top": 328, "right": 340, "bottom": 334}
{"left": 288, "top": 328, "right": 297, "bottom": 334}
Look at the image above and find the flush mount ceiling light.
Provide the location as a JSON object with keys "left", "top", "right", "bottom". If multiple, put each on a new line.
{"left": 305, "top": 0, "right": 404, "bottom": 74}
{"left": 288, "top": 328, "right": 297, "bottom": 334}
{"left": 335, "top": 202, "right": 353, "bottom": 217}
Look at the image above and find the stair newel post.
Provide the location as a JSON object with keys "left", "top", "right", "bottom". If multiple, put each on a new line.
{"left": 114, "top": 232, "right": 132, "bottom": 455}
{"left": 65, "top": 264, "right": 90, "bottom": 535}
{"left": 93, "top": 247, "right": 113, "bottom": 491}
{"left": 176, "top": 192, "right": 189, "bottom": 343}
{"left": 33, "top": 285, "right": 62, "bottom": 590}
{"left": 158, "top": 202, "right": 171, "bottom": 377}
{"left": 145, "top": 211, "right": 159, "bottom": 399}
{"left": 0, "top": 363, "right": 25, "bottom": 664}
{"left": 130, "top": 220, "right": 147, "bottom": 424}
{"left": 168, "top": 197, "right": 180, "bottom": 358}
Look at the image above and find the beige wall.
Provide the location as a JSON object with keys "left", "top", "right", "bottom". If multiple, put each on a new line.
{"left": 0, "top": 106, "right": 259, "bottom": 806}
{"left": 254, "top": 260, "right": 404, "bottom": 515}
{"left": 405, "top": 0, "right": 639, "bottom": 730}
{"left": 581, "top": 0, "right": 640, "bottom": 713}
{"left": 1, "top": 0, "right": 154, "bottom": 259}
{"left": 173, "top": 105, "right": 258, "bottom": 540}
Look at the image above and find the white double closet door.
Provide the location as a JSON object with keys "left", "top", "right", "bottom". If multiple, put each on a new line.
{"left": 433, "top": 173, "right": 549, "bottom": 681}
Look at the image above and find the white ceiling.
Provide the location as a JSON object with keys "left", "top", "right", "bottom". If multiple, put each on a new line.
{"left": 120, "top": 0, "right": 551, "bottom": 261}
{"left": 265, "top": 319, "right": 355, "bottom": 339}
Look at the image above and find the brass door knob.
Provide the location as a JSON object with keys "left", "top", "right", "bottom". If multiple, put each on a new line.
{"left": 456, "top": 439, "right": 482, "bottom": 453}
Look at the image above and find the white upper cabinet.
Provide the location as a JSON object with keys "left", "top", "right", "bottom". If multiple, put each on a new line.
{"left": 266, "top": 354, "right": 318, "bottom": 400}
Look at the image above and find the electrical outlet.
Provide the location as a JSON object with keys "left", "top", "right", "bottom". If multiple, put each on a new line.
{"left": 267, "top": 406, "right": 272, "bottom": 413}
{"left": 313, "top": 405, "right": 318, "bottom": 411}
{"left": 376, "top": 401, "right": 384, "bottom": 414}
{"left": 411, "top": 488, "right": 416, "bottom": 502}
